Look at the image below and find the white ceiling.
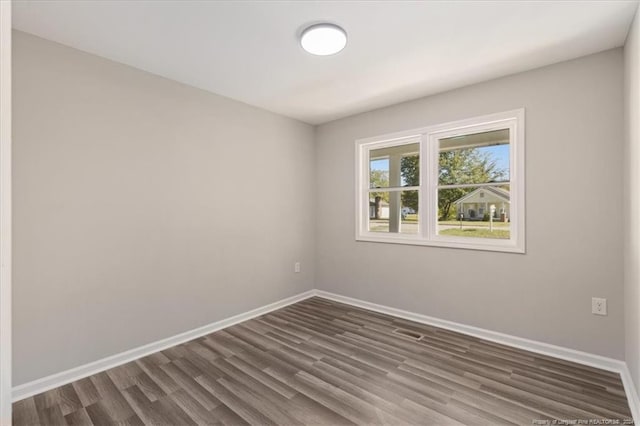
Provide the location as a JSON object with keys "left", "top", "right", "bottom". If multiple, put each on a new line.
{"left": 12, "top": 1, "right": 639, "bottom": 125}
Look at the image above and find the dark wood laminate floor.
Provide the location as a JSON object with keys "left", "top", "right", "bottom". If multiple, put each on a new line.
{"left": 13, "top": 297, "right": 634, "bottom": 425}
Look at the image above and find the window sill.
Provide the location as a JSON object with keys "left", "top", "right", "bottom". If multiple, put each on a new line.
{"left": 355, "top": 234, "right": 525, "bottom": 254}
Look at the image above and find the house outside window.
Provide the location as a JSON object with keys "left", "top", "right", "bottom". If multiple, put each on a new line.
{"left": 355, "top": 109, "right": 525, "bottom": 253}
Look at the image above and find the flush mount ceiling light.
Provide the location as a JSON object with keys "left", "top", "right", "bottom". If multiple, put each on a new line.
{"left": 300, "top": 23, "right": 347, "bottom": 56}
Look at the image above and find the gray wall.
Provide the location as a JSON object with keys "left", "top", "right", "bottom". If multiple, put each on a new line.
{"left": 12, "top": 27, "right": 631, "bottom": 387}
{"left": 315, "top": 49, "right": 625, "bottom": 359}
{"left": 12, "top": 31, "right": 315, "bottom": 385}
{"left": 624, "top": 6, "right": 640, "bottom": 395}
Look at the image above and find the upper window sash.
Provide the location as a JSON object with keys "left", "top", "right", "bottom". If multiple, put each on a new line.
{"left": 428, "top": 118, "right": 517, "bottom": 189}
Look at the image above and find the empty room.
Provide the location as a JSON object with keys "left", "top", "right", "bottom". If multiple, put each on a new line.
{"left": 1, "top": 0, "right": 640, "bottom": 424}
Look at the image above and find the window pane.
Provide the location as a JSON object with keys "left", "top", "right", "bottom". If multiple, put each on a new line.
{"left": 437, "top": 185, "right": 510, "bottom": 240}
{"left": 439, "top": 129, "right": 509, "bottom": 186}
{"left": 369, "top": 190, "right": 418, "bottom": 234}
{"left": 369, "top": 143, "right": 419, "bottom": 189}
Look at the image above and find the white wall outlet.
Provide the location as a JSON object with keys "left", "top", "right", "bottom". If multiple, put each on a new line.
{"left": 294, "top": 262, "right": 301, "bottom": 273}
{"left": 592, "top": 297, "right": 607, "bottom": 316}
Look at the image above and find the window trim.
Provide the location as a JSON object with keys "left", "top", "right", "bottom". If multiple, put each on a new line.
{"left": 355, "top": 109, "right": 525, "bottom": 254}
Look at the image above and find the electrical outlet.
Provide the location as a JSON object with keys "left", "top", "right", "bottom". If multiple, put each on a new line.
{"left": 592, "top": 297, "right": 607, "bottom": 316}
{"left": 294, "top": 262, "right": 301, "bottom": 273}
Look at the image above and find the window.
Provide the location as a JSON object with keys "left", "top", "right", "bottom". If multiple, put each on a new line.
{"left": 356, "top": 109, "right": 525, "bottom": 253}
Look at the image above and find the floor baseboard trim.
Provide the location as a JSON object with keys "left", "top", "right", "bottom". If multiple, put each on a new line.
{"left": 12, "top": 290, "right": 316, "bottom": 402}
{"left": 620, "top": 364, "right": 640, "bottom": 424}
{"left": 12, "top": 288, "right": 640, "bottom": 424}
{"left": 314, "top": 290, "right": 640, "bottom": 424}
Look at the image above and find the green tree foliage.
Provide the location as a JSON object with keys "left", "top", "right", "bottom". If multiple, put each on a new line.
{"left": 398, "top": 149, "right": 506, "bottom": 220}
{"left": 369, "top": 169, "right": 389, "bottom": 203}
{"left": 437, "top": 149, "right": 505, "bottom": 220}
{"left": 401, "top": 155, "right": 419, "bottom": 212}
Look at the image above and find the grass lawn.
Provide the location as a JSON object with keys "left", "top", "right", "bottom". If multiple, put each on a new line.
{"left": 439, "top": 228, "right": 510, "bottom": 239}
{"left": 438, "top": 220, "right": 509, "bottom": 228}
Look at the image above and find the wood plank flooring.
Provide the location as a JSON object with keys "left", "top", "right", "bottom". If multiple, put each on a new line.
{"left": 13, "top": 297, "right": 634, "bottom": 425}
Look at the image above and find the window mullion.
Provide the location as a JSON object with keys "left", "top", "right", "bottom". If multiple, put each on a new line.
{"left": 420, "top": 133, "right": 430, "bottom": 241}
{"left": 430, "top": 131, "right": 439, "bottom": 241}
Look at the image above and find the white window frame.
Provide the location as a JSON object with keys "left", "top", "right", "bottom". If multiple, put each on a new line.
{"left": 355, "top": 109, "right": 525, "bottom": 254}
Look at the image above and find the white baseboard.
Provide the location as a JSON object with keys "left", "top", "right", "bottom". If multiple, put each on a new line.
{"left": 12, "top": 288, "right": 640, "bottom": 424}
{"left": 314, "top": 290, "right": 640, "bottom": 424}
{"left": 12, "top": 290, "right": 316, "bottom": 402}
{"left": 314, "top": 290, "right": 624, "bottom": 371}
{"left": 620, "top": 364, "right": 640, "bottom": 424}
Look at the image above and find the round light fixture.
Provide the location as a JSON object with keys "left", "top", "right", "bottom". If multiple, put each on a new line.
{"left": 300, "top": 23, "right": 347, "bottom": 56}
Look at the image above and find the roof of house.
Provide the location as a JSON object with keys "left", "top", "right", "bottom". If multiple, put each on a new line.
{"left": 453, "top": 186, "right": 510, "bottom": 205}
